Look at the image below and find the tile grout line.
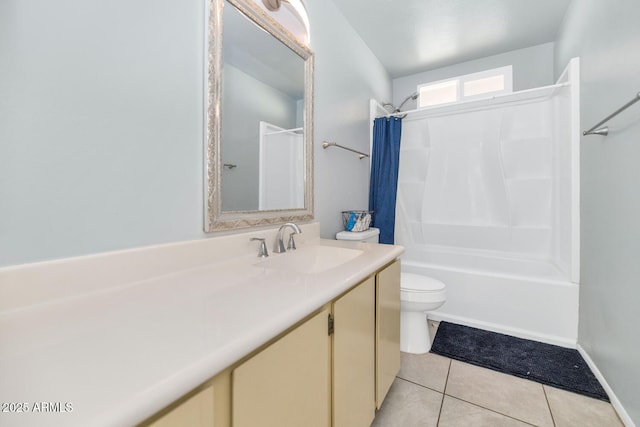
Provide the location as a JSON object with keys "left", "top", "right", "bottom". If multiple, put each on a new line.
{"left": 396, "top": 356, "right": 553, "bottom": 427}
{"left": 443, "top": 395, "right": 540, "bottom": 427}
{"left": 395, "top": 376, "right": 445, "bottom": 395}
{"left": 443, "top": 361, "right": 539, "bottom": 427}
{"left": 542, "top": 385, "right": 557, "bottom": 427}
{"left": 435, "top": 358, "right": 452, "bottom": 426}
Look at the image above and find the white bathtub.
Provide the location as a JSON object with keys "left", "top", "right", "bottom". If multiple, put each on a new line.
{"left": 393, "top": 81, "right": 580, "bottom": 348}
{"left": 402, "top": 247, "right": 579, "bottom": 347}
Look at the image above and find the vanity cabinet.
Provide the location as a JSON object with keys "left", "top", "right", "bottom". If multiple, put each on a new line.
{"left": 232, "top": 308, "right": 331, "bottom": 427}
{"left": 145, "top": 372, "right": 231, "bottom": 427}
{"left": 375, "top": 259, "right": 401, "bottom": 408}
{"left": 147, "top": 386, "right": 214, "bottom": 427}
{"left": 140, "top": 260, "right": 400, "bottom": 427}
{"left": 332, "top": 276, "right": 376, "bottom": 427}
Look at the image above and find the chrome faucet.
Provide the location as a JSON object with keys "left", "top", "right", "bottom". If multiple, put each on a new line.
{"left": 274, "top": 223, "right": 302, "bottom": 253}
{"left": 250, "top": 237, "right": 269, "bottom": 258}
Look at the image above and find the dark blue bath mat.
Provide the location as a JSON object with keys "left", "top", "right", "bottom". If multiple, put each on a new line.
{"left": 430, "top": 321, "right": 609, "bottom": 401}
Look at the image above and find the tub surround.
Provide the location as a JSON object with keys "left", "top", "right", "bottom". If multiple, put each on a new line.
{"left": 393, "top": 59, "right": 581, "bottom": 349}
{"left": 0, "top": 222, "right": 403, "bottom": 427}
{"left": 403, "top": 256, "right": 579, "bottom": 348}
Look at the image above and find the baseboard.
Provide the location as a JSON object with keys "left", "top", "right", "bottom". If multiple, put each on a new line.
{"left": 576, "top": 345, "right": 636, "bottom": 427}
{"left": 429, "top": 312, "right": 577, "bottom": 349}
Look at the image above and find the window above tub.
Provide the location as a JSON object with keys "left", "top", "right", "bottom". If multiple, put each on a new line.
{"left": 417, "top": 66, "right": 513, "bottom": 108}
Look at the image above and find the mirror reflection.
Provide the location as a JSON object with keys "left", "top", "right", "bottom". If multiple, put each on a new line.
{"left": 221, "top": 2, "right": 305, "bottom": 212}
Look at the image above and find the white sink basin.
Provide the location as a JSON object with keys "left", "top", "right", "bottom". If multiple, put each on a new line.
{"left": 258, "top": 245, "right": 363, "bottom": 275}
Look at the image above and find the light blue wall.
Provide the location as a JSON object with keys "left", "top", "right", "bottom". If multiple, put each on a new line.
{"left": 305, "top": 0, "right": 392, "bottom": 238}
{"left": 0, "top": 0, "right": 390, "bottom": 267}
{"left": 555, "top": 1, "right": 640, "bottom": 424}
{"left": 0, "top": 0, "right": 206, "bottom": 267}
{"left": 392, "top": 43, "right": 555, "bottom": 109}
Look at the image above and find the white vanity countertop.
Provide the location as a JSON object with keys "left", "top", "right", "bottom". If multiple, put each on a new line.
{"left": 0, "top": 235, "right": 403, "bottom": 427}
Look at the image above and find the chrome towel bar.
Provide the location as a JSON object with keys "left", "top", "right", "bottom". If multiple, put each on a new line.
{"left": 583, "top": 91, "right": 640, "bottom": 136}
{"left": 322, "top": 141, "right": 369, "bottom": 159}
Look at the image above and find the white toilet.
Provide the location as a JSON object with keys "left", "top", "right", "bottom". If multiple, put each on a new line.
{"left": 335, "top": 228, "right": 447, "bottom": 354}
{"left": 400, "top": 273, "right": 446, "bottom": 354}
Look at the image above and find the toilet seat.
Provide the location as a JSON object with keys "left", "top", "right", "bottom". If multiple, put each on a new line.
{"left": 401, "top": 273, "right": 446, "bottom": 304}
{"left": 401, "top": 273, "right": 445, "bottom": 292}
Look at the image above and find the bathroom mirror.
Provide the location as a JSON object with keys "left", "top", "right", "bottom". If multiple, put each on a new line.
{"left": 205, "top": 0, "right": 314, "bottom": 231}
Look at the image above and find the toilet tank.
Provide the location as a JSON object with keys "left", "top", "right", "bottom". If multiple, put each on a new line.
{"left": 335, "top": 227, "right": 380, "bottom": 243}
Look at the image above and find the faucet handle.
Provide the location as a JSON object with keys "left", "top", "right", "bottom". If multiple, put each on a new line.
{"left": 287, "top": 233, "right": 297, "bottom": 251}
{"left": 250, "top": 237, "right": 269, "bottom": 258}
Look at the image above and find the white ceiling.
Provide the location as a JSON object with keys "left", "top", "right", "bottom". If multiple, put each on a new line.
{"left": 332, "top": 0, "right": 572, "bottom": 78}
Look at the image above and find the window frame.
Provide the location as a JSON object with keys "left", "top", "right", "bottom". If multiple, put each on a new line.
{"left": 417, "top": 65, "right": 513, "bottom": 108}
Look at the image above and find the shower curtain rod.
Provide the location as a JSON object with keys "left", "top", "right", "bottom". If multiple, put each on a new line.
{"left": 377, "top": 83, "right": 569, "bottom": 119}
{"left": 322, "top": 141, "right": 369, "bottom": 159}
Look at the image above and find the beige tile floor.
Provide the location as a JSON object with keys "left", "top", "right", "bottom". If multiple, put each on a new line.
{"left": 372, "top": 321, "right": 624, "bottom": 427}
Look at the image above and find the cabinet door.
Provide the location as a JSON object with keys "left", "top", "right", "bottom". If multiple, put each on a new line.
{"left": 232, "top": 308, "right": 331, "bottom": 427}
{"left": 333, "top": 276, "right": 376, "bottom": 427}
{"left": 376, "top": 260, "right": 401, "bottom": 408}
{"left": 148, "top": 385, "right": 215, "bottom": 427}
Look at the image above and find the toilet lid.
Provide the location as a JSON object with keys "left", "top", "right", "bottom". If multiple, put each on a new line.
{"left": 401, "top": 273, "right": 445, "bottom": 292}
{"left": 335, "top": 227, "right": 380, "bottom": 241}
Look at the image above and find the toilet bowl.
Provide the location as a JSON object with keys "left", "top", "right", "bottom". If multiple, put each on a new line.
{"left": 400, "top": 273, "right": 446, "bottom": 354}
{"left": 334, "top": 227, "right": 446, "bottom": 354}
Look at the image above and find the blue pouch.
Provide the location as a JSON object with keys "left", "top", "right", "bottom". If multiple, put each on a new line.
{"left": 346, "top": 212, "right": 357, "bottom": 231}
